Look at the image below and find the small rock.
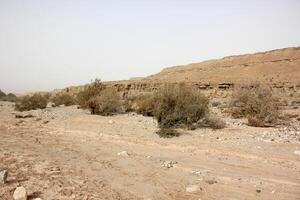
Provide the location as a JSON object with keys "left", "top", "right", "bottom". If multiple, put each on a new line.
{"left": 32, "top": 198, "right": 43, "bottom": 200}
{"left": 294, "top": 150, "right": 300, "bottom": 156}
{"left": 108, "top": 120, "right": 114, "bottom": 124}
{"left": 163, "top": 160, "right": 177, "bottom": 168}
{"left": 256, "top": 189, "right": 261, "bottom": 193}
{"left": 0, "top": 170, "right": 8, "bottom": 184}
{"left": 13, "top": 186, "right": 27, "bottom": 200}
{"left": 186, "top": 184, "right": 201, "bottom": 193}
{"left": 117, "top": 151, "right": 129, "bottom": 156}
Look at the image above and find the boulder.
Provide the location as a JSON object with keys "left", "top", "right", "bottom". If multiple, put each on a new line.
{"left": 13, "top": 186, "right": 27, "bottom": 200}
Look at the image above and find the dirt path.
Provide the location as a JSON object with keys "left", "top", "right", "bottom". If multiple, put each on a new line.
{"left": 0, "top": 102, "right": 300, "bottom": 199}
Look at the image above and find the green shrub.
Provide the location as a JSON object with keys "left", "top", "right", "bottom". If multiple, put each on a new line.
{"left": 76, "top": 79, "right": 105, "bottom": 108}
{"left": 52, "top": 93, "right": 76, "bottom": 106}
{"left": 154, "top": 84, "right": 209, "bottom": 128}
{"left": 15, "top": 94, "right": 48, "bottom": 111}
{"left": 87, "top": 88, "right": 122, "bottom": 116}
{"left": 230, "top": 84, "right": 279, "bottom": 127}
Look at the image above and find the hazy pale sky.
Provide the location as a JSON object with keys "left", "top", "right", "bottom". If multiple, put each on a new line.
{"left": 0, "top": 0, "right": 300, "bottom": 93}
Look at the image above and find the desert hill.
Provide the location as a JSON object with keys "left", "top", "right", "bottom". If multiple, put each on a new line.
{"left": 62, "top": 47, "right": 300, "bottom": 96}
{"left": 147, "top": 47, "right": 300, "bottom": 84}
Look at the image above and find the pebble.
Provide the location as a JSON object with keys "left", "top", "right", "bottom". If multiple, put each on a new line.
{"left": 162, "top": 160, "right": 177, "bottom": 168}
{"left": 186, "top": 184, "right": 201, "bottom": 193}
{"left": 13, "top": 186, "right": 27, "bottom": 200}
{"left": 108, "top": 120, "right": 114, "bottom": 124}
{"left": 0, "top": 170, "right": 8, "bottom": 184}
{"left": 117, "top": 151, "right": 129, "bottom": 156}
{"left": 294, "top": 150, "right": 300, "bottom": 156}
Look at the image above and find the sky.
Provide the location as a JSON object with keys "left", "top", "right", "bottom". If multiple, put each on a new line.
{"left": 0, "top": 0, "right": 300, "bottom": 93}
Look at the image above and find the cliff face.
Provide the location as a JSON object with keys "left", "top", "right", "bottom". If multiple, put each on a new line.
{"left": 62, "top": 47, "right": 300, "bottom": 97}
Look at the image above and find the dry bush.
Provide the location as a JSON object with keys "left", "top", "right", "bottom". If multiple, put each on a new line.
{"left": 15, "top": 94, "right": 48, "bottom": 111}
{"left": 52, "top": 93, "right": 76, "bottom": 106}
{"left": 230, "top": 84, "right": 280, "bottom": 127}
{"left": 156, "top": 128, "right": 180, "bottom": 138}
{"left": 154, "top": 84, "right": 209, "bottom": 128}
{"left": 76, "top": 79, "right": 105, "bottom": 108}
{"left": 0, "top": 90, "right": 6, "bottom": 99}
{"left": 247, "top": 116, "right": 265, "bottom": 127}
{"left": 87, "top": 88, "right": 122, "bottom": 116}
{"left": 204, "top": 116, "right": 226, "bottom": 129}
{"left": 133, "top": 95, "right": 157, "bottom": 116}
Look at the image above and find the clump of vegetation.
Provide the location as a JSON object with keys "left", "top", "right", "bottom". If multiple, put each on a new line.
{"left": 124, "top": 84, "right": 225, "bottom": 137}
{"left": 52, "top": 93, "right": 76, "bottom": 106}
{"left": 156, "top": 128, "right": 180, "bottom": 138}
{"left": 154, "top": 84, "right": 209, "bottom": 128}
{"left": 76, "top": 79, "right": 105, "bottom": 108}
{"left": 87, "top": 88, "right": 122, "bottom": 116}
{"left": 204, "top": 116, "right": 226, "bottom": 129}
{"left": 5, "top": 93, "right": 19, "bottom": 102}
{"left": 230, "top": 84, "right": 280, "bottom": 127}
{"left": 15, "top": 93, "right": 48, "bottom": 111}
{"left": 0, "top": 90, "right": 6, "bottom": 99}
{"left": 133, "top": 95, "right": 157, "bottom": 116}
{"left": 0, "top": 90, "right": 18, "bottom": 102}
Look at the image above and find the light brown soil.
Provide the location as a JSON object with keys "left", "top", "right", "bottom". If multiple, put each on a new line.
{"left": 0, "top": 102, "right": 300, "bottom": 200}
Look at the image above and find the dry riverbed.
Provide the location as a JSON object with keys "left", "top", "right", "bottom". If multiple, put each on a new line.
{"left": 0, "top": 101, "right": 300, "bottom": 200}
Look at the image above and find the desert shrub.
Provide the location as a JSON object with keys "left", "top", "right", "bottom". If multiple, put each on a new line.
{"left": 76, "top": 79, "right": 105, "bottom": 108}
{"left": 0, "top": 92, "right": 18, "bottom": 102}
{"left": 156, "top": 128, "right": 180, "bottom": 138}
{"left": 204, "top": 116, "right": 226, "bottom": 129}
{"left": 87, "top": 88, "right": 122, "bottom": 116}
{"left": 5, "top": 93, "right": 18, "bottom": 102}
{"left": 134, "top": 95, "right": 157, "bottom": 116}
{"left": 123, "top": 96, "right": 137, "bottom": 112}
{"left": 154, "top": 84, "right": 209, "bottom": 128}
{"left": 0, "top": 90, "right": 6, "bottom": 99}
{"left": 230, "top": 84, "right": 279, "bottom": 127}
{"left": 247, "top": 116, "right": 265, "bottom": 127}
{"left": 15, "top": 93, "right": 48, "bottom": 111}
{"left": 52, "top": 93, "right": 76, "bottom": 106}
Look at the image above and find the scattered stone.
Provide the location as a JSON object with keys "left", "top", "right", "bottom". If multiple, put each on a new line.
{"left": 108, "top": 120, "right": 114, "bottom": 124}
{"left": 46, "top": 102, "right": 55, "bottom": 108}
{"left": 186, "top": 184, "right": 201, "bottom": 193}
{"left": 117, "top": 151, "right": 129, "bottom": 156}
{"left": 13, "top": 186, "right": 27, "bottom": 200}
{"left": 162, "top": 160, "right": 177, "bottom": 168}
{"left": 294, "top": 150, "right": 300, "bottom": 156}
{"left": 0, "top": 170, "right": 8, "bottom": 184}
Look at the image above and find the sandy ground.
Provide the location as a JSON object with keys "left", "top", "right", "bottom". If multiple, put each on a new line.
{"left": 0, "top": 101, "right": 300, "bottom": 200}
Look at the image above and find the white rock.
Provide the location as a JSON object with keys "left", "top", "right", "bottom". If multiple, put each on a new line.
{"left": 32, "top": 198, "right": 43, "bottom": 200}
{"left": 117, "top": 151, "right": 129, "bottom": 156}
{"left": 294, "top": 150, "right": 300, "bottom": 156}
{"left": 13, "top": 186, "right": 27, "bottom": 200}
{"left": 0, "top": 170, "right": 8, "bottom": 184}
{"left": 163, "top": 160, "right": 177, "bottom": 168}
{"left": 108, "top": 120, "right": 114, "bottom": 124}
{"left": 186, "top": 184, "right": 201, "bottom": 193}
